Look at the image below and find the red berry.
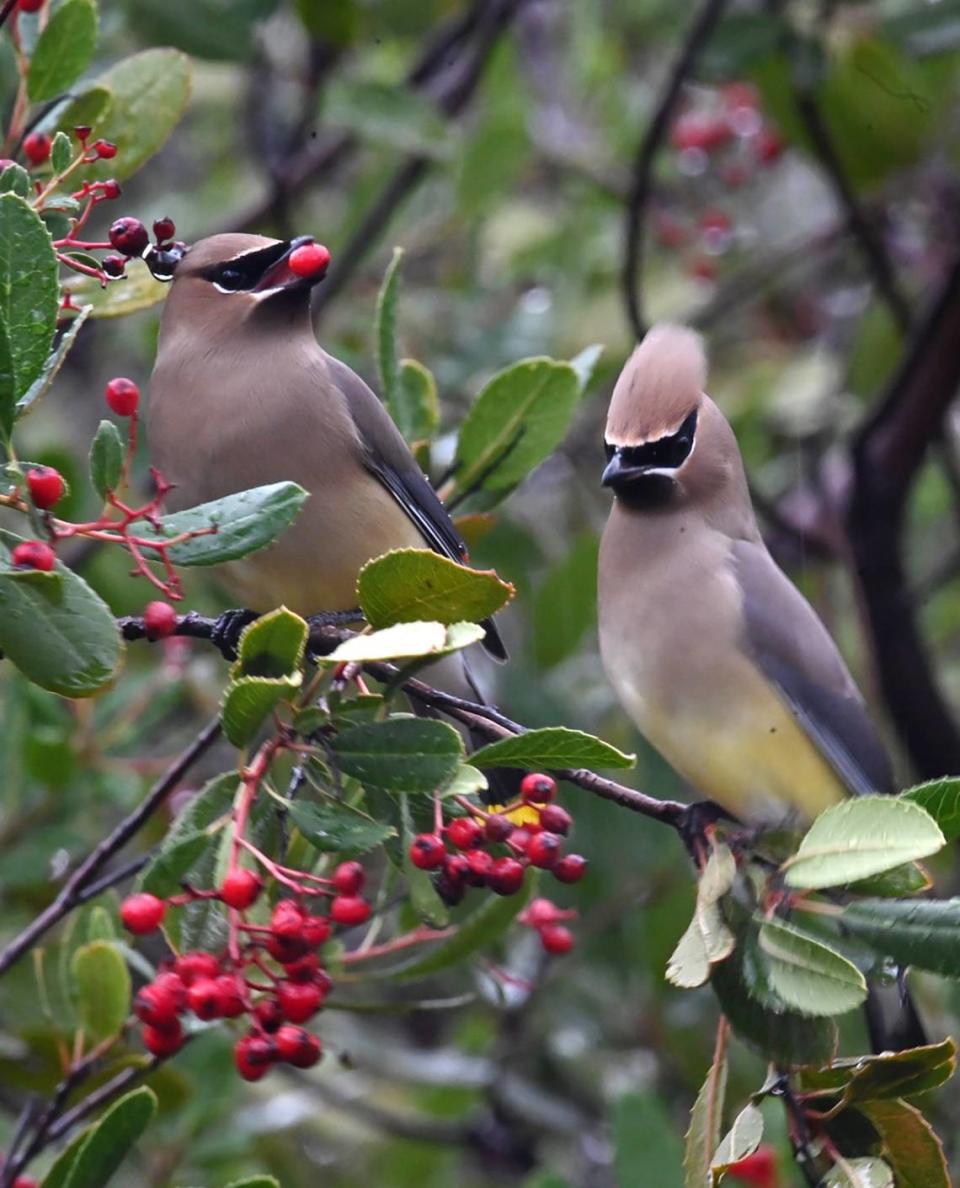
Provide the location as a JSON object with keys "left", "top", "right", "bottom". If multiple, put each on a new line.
{"left": 143, "top": 600, "right": 177, "bottom": 641}
{"left": 274, "top": 1024, "right": 322, "bottom": 1068}
{"left": 447, "top": 817, "right": 482, "bottom": 850}
{"left": 287, "top": 242, "right": 331, "bottom": 279}
{"left": 270, "top": 900, "right": 304, "bottom": 936}
{"left": 302, "top": 914, "right": 331, "bottom": 948}
{"left": 266, "top": 932, "right": 308, "bottom": 963}
{"left": 17, "top": 0, "right": 45, "bottom": 10}
{"left": 108, "top": 216, "right": 149, "bottom": 257}
{"left": 466, "top": 849, "right": 494, "bottom": 881}
{"left": 174, "top": 951, "right": 221, "bottom": 985}
{"left": 755, "top": 127, "right": 783, "bottom": 165}
{"left": 722, "top": 81, "right": 759, "bottom": 112}
{"left": 283, "top": 953, "right": 320, "bottom": 984}
{"left": 443, "top": 853, "right": 470, "bottom": 882}
{"left": 523, "top": 898, "right": 562, "bottom": 928}
{"left": 73, "top": 124, "right": 91, "bottom": 142}
{"left": 25, "top": 465, "right": 64, "bottom": 510}
{"left": 540, "top": 924, "right": 574, "bottom": 955}
{"left": 104, "top": 376, "right": 139, "bottom": 416}
{"left": 153, "top": 216, "right": 176, "bottom": 243}
{"left": 134, "top": 985, "right": 179, "bottom": 1027}
{"left": 538, "top": 804, "right": 572, "bottom": 834}
{"left": 187, "top": 977, "right": 221, "bottom": 1021}
{"left": 690, "top": 256, "right": 717, "bottom": 282}
{"left": 434, "top": 872, "right": 465, "bottom": 906}
{"left": 23, "top": 132, "right": 51, "bottom": 166}
{"left": 14, "top": 1177, "right": 40, "bottom": 1188}
{"left": 219, "top": 868, "right": 262, "bottom": 910}
{"left": 276, "top": 980, "right": 322, "bottom": 1023}
{"left": 102, "top": 179, "right": 121, "bottom": 199}
{"left": 330, "top": 895, "right": 371, "bottom": 926}
{"left": 526, "top": 831, "right": 562, "bottom": 869}
{"left": 669, "top": 113, "right": 730, "bottom": 153}
{"left": 520, "top": 773, "right": 556, "bottom": 804}
{"left": 11, "top": 540, "right": 55, "bottom": 572}
{"left": 152, "top": 971, "right": 187, "bottom": 1009}
{"left": 92, "top": 138, "right": 117, "bottom": 159}
{"left": 332, "top": 860, "right": 365, "bottom": 895}
{"left": 142, "top": 1019, "right": 184, "bottom": 1056}
{"left": 120, "top": 892, "right": 166, "bottom": 935}
{"left": 654, "top": 211, "right": 689, "bottom": 249}
{"left": 254, "top": 997, "right": 284, "bottom": 1033}
{"left": 102, "top": 254, "right": 126, "bottom": 278}
{"left": 487, "top": 856, "right": 525, "bottom": 896}
{"left": 507, "top": 827, "right": 533, "bottom": 855}
{"left": 483, "top": 813, "right": 512, "bottom": 842}
{"left": 214, "top": 974, "right": 246, "bottom": 1018}
{"left": 234, "top": 1033, "right": 274, "bottom": 1081}
{"left": 726, "top": 1146, "right": 778, "bottom": 1188}
{"left": 553, "top": 853, "right": 588, "bottom": 884}
{"left": 409, "top": 832, "right": 445, "bottom": 869}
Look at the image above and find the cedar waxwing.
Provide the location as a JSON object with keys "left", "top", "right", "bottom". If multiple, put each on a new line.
{"left": 597, "top": 324, "right": 924, "bottom": 1050}
{"left": 146, "top": 233, "right": 505, "bottom": 660}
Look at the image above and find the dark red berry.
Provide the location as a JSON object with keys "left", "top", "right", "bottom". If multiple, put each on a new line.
{"left": 540, "top": 924, "right": 574, "bottom": 955}
{"left": 538, "top": 804, "right": 572, "bottom": 835}
{"left": 270, "top": 900, "right": 304, "bottom": 936}
{"left": 409, "top": 832, "right": 445, "bottom": 869}
{"left": 214, "top": 974, "right": 246, "bottom": 1018}
{"left": 447, "top": 817, "right": 482, "bottom": 850}
{"left": 174, "top": 951, "right": 221, "bottom": 985}
{"left": 254, "top": 997, "right": 284, "bottom": 1033}
{"left": 276, "top": 980, "right": 322, "bottom": 1023}
{"left": 670, "top": 113, "right": 731, "bottom": 153}
{"left": 332, "top": 860, "right": 364, "bottom": 895}
{"left": 443, "top": 853, "right": 470, "bottom": 882}
{"left": 26, "top": 465, "right": 64, "bottom": 510}
{"left": 483, "top": 813, "right": 513, "bottom": 842}
{"left": 121, "top": 893, "right": 166, "bottom": 934}
{"left": 23, "top": 132, "right": 51, "bottom": 166}
{"left": 102, "top": 254, "right": 126, "bottom": 278}
{"left": 18, "top": 0, "right": 45, "bottom": 10}
{"left": 234, "top": 1033, "right": 274, "bottom": 1081}
{"left": 102, "top": 179, "right": 121, "bottom": 199}
{"left": 187, "top": 977, "right": 221, "bottom": 1021}
{"left": 143, "top": 600, "right": 177, "bottom": 641}
{"left": 11, "top": 540, "right": 55, "bottom": 572}
{"left": 274, "top": 1024, "right": 322, "bottom": 1068}
{"left": 487, "top": 856, "right": 525, "bottom": 896}
{"left": 434, "top": 872, "right": 465, "bottom": 906}
{"left": 330, "top": 895, "right": 371, "bottom": 926}
{"left": 92, "top": 138, "right": 117, "bottom": 159}
{"left": 109, "top": 216, "right": 149, "bottom": 257}
{"left": 527, "top": 831, "right": 562, "bottom": 869}
{"left": 520, "top": 773, "right": 556, "bottom": 804}
{"left": 755, "top": 127, "right": 783, "bottom": 165}
{"left": 288, "top": 242, "right": 331, "bottom": 278}
{"left": 302, "top": 914, "right": 331, "bottom": 948}
{"left": 283, "top": 953, "right": 320, "bottom": 984}
{"left": 73, "top": 124, "right": 91, "bottom": 142}
{"left": 142, "top": 1018, "right": 184, "bottom": 1056}
{"left": 266, "top": 932, "right": 309, "bottom": 963}
{"left": 219, "top": 868, "right": 262, "bottom": 910}
{"left": 466, "top": 849, "right": 494, "bottom": 881}
{"left": 104, "top": 376, "right": 139, "bottom": 416}
{"left": 553, "top": 853, "right": 588, "bottom": 884}
{"left": 153, "top": 216, "right": 176, "bottom": 243}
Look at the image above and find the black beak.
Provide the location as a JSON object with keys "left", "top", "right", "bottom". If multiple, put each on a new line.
{"left": 601, "top": 448, "right": 649, "bottom": 487}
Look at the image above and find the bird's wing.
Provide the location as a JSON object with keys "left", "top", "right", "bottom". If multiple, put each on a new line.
{"left": 730, "top": 539, "right": 893, "bottom": 795}
{"left": 325, "top": 355, "right": 507, "bottom": 661}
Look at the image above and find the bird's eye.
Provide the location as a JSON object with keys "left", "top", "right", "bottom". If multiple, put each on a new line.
{"left": 217, "top": 266, "right": 243, "bottom": 290}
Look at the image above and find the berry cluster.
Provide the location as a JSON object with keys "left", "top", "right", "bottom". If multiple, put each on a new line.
{"left": 409, "top": 773, "right": 586, "bottom": 953}
{"left": 121, "top": 861, "right": 374, "bottom": 1080}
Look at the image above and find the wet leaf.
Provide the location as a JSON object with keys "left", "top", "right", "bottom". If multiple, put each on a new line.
{"left": 470, "top": 726, "right": 634, "bottom": 772}
{"left": 358, "top": 548, "right": 514, "bottom": 629}
{"left": 757, "top": 918, "right": 867, "bottom": 1016}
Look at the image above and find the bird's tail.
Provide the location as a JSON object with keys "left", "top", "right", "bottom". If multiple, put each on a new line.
{"left": 864, "top": 978, "right": 928, "bottom": 1053}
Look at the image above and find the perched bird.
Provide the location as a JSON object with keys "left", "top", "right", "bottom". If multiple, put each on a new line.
{"left": 597, "top": 323, "right": 923, "bottom": 1049}
{"left": 146, "top": 233, "right": 505, "bottom": 660}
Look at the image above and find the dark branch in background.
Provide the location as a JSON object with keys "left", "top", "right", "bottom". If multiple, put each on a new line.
{"left": 620, "top": 0, "right": 730, "bottom": 342}
{"left": 847, "top": 255, "right": 960, "bottom": 777}
{"left": 0, "top": 719, "right": 221, "bottom": 978}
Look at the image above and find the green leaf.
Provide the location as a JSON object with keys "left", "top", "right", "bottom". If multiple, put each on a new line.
{"left": 757, "top": 918, "right": 866, "bottom": 1016}
{"left": 856, "top": 1099, "right": 949, "bottom": 1188}
{"left": 50, "top": 131, "right": 73, "bottom": 175}
{"left": 326, "top": 78, "right": 451, "bottom": 159}
{"left": 840, "top": 898, "right": 960, "bottom": 977}
{"left": 614, "top": 1093, "right": 684, "bottom": 1188}
{"left": 139, "top": 831, "right": 210, "bottom": 898}
{"left": 821, "top": 1156, "right": 893, "bottom": 1188}
{"left": 0, "top": 163, "right": 30, "bottom": 196}
{"left": 782, "top": 797, "right": 944, "bottom": 890}
{"left": 85, "top": 906, "right": 116, "bottom": 943}
{"left": 800, "top": 1040, "right": 957, "bottom": 1105}
{"left": 376, "top": 246, "right": 402, "bottom": 416}
{"left": 901, "top": 778, "right": 960, "bottom": 842}
{"left": 234, "top": 607, "right": 308, "bottom": 679}
{"left": 28, "top": 0, "right": 98, "bottom": 102}
{"left": 294, "top": 0, "right": 358, "bottom": 43}
{"left": 16, "top": 304, "right": 92, "bottom": 419}
{"left": 41, "top": 1130, "right": 87, "bottom": 1188}
{"left": 452, "top": 358, "right": 582, "bottom": 502}
{"left": 65, "top": 263, "right": 170, "bottom": 318}
{"left": 331, "top": 718, "right": 463, "bottom": 794}
{"left": 70, "top": 940, "right": 130, "bottom": 1042}
{"left": 846, "top": 862, "right": 931, "bottom": 898}
{"left": 568, "top": 343, "right": 604, "bottom": 393}
{"left": 88, "top": 419, "right": 125, "bottom": 499}
{"left": 325, "top": 620, "right": 484, "bottom": 663}
{"left": 288, "top": 801, "right": 395, "bottom": 854}
{"left": 395, "top": 359, "right": 440, "bottom": 446}
{"left": 81, "top": 50, "right": 192, "bottom": 181}
{"left": 711, "top": 1103, "right": 763, "bottom": 1174}
{"left": 130, "top": 482, "right": 309, "bottom": 566}
{"left": 682, "top": 1047, "right": 727, "bottom": 1188}
{"left": 55, "top": 84, "right": 113, "bottom": 143}
{"left": 358, "top": 548, "right": 514, "bottom": 629}
{"left": 0, "top": 529, "right": 122, "bottom": 696}
{"left": 221, "top": 672, "right": 302, "bottom": 748}
{"left": 388, "top": 873, "right": 533, "bottom": 980}
{"left": 0, "top": 193, "right": 59, "bottom": 432}
{"left": 125, "top": 0, "right": 279, "bottom": 63}
{"left": 667, "top": 843, "right": 736, "bottom": 989}
{"left": 532, "top": 533, "right": 599, "bottom": 669}
{"left": 469, "top": 727, "right": 634, "bottom": 772}
{"left": 61, "top": 1087, "right": 156, "bottom": 1188}
{"left": 225, "top": 1179, "right": 282, "bottom": 1188}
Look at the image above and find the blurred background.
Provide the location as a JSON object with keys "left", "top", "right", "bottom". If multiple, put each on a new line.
{"left": 4, "top": 0, "right": 960, "bottom": 1183}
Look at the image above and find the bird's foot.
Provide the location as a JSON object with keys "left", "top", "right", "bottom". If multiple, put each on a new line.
{"left": 306, "top": 608, "right": 364, "bottom": 630}
{"left": 678, "top": 799, "right": 737, "bottom": 866}
{"left": 210, "top": 608, "right": 260, "bottom": 660}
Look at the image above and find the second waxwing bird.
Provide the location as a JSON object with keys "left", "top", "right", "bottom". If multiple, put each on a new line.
{"left": 597, "top": 323, "right": 925, "bottom": 1050}
{"left": 146, "top": 233, "right": 505, "bottom": 661}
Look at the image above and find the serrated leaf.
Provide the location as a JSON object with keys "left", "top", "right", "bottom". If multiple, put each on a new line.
{"left": 331, "top": 718, "right": 463, "bottom": 793}
{"left": 377, "top": 246, "right": 402, "bottom": 414}
{"left": 233, "top": 606, "right": 308, "bottom": 678}
{"left": 856, "top": 1099, "right": 949, "bottom": 1188}
{"left": 0, "top": 529, "right": 122, "bottom": 696}
{"left": 16, "top": 304, "right": 91, "bottom": 419}
{"left": 325, "top": 620, "right": 484, "bottom": 663}
{"left": 807, "top": 1040, "right": 957, "bottom": 1107}
{"left": 452, "top": 358, "right": 582, "bottom": 502}
{"left": 89, "top": 419, "right": 124, "bottom": 499}
{"left": 840, "top": 898, "right": 960, "bottom": 977}
{"left": 821, "top": 1156, "right": 893, "bottom": 1188}
{"left": 683, "top": 1046, "right": 727, "bottom": 1188}
{"left": 358, "top": 548, "right": 513, "bottom": 629}
{"left": 901, "top": 778, "right": 960, "bottom": 842}
{"left": 757, "top": 918, "right": 866, "bottom": 1016}
{"left": 288, "top": 801, "right": 395, "bottom": 854}
{"left": 782, "top": 798, "right": 944, "bottom": 890}
{"left": 0, "top": 163, "right": 30, "bottom": 196}
{"left": 61, "top": 1087, "right": 156, "bottom": 1188}
{"left": 710, "top": 1103, "right": 763, "bottom": 1173}
{"left": 28, "top": 0, "right": 98, "bottom": 102}
{"left": 221, "top": 672, "right": 302, "bottom": 748}
{"left": 668, "top": 844, "right": 736, "bottom": 989}
{"left": 51, "top": 131, "right": 73, "bottom": 175}
{"left": 469, "top": 726, "right": 634, "bottom": 772}
{"left": 70, "top": 940, "right": 130, "bottom": 1042}
{"left": 65, "top": 262, "right": 170, "bottom": 318}
{"left": 129, "top": 482, "right": 308, "bottom": 566}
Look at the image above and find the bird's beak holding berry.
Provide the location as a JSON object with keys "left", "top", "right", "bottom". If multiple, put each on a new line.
{"left": 251, "top": 236, "right": 331, "bottom": 296}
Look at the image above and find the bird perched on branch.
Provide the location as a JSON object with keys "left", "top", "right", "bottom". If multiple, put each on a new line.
{"left": 145, "top": 233, "right": 505, "bottom": 661}
{"left": 597, "top": 323, "right": 924, "bottom": 1050}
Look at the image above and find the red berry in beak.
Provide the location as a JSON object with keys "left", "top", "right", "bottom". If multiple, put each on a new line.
{"left": 287, "top": 242, "right": 331, "bottom": 279}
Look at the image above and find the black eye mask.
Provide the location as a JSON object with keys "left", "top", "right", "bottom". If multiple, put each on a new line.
{"left": 200, "top": 241, "right": 291, "bottom": 292}
{"left": 606, "top": 407, "right": 698, "bottom": 472}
